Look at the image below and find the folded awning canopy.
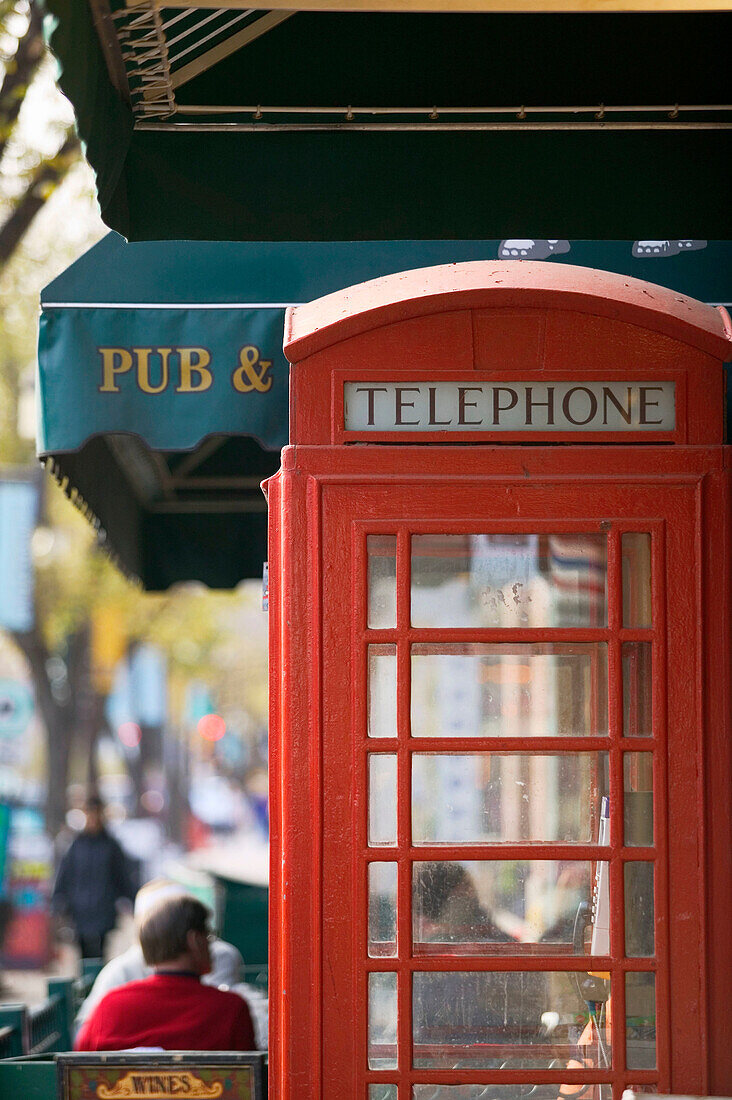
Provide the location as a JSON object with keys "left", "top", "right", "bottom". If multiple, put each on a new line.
{"left": 44, "top": 2, "right": 732, "bottom": 242}
{"left": 38, "top": 235, "right": 732, "bottom": 589}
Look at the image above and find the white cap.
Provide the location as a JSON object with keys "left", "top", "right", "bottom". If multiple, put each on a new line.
{"left": 133, "top": 878, "right": 191, "bottom": 921}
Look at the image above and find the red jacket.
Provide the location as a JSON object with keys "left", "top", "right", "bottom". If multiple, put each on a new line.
{"left": 75, "top": 972, "right": 255, "bottom": 1052}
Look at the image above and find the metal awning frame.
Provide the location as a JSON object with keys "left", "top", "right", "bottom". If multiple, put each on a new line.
{"left": 87, "top": 0, "right": 732, "bottom": 126}
{"left": 92, "top": 0, "right": 294, "bottom": 118}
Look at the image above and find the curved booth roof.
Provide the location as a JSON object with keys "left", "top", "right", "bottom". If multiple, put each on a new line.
{"left": 286, "top": 261, "right": 732, "bottom": 362}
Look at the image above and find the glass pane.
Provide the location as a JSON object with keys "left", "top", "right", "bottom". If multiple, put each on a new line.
{"left": 370, "top": 645, "right": 397, "bottom": 738}
{"left": 411, "top": 533, "right": 607, "bottom": 628}
{"left": 369, "top": 535, "right": 397, "bottom": 628}
{"left": 413, "top": 1089, "right": 611, "bottom": 1100}
{"left": 370, "top": 862, "right": 398, "bottom": 957}
{"left": 413, "top": 971, "right": 611, "bottom": 1068}
{"left": 412, "top": 643, "right": 608, "bottom": 738}
{"left": 369, "top": 972, "right": 398, "bottom": 1069}
{"left": 625, "top": 862, "right": 655, "bottom": 957}
{"left": 370, "top": 1087, "right": 397, "bottom": 1100}
{"left": 623, "top": 643, "right": 652, "bottom": 737}
{"left": 412, "top": 753, "right": 609, "bottom": 844}
{"left": 626, "top": 972, "right": 656, "bottom": 1069}
{"left": 413, "top": 860, "right": 602, "bottom": 954}
{"left": 370, "top": 755, "right": 398, "bottom": 846}
{"left": 622, "top": 533, "right": 652, "bottom": 628}
{"left": 624, "top": 753, "right": 654, "bottom": 846}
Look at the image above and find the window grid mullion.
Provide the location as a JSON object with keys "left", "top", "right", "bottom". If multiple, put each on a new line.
{"left": 367, "top": 524, "right": 665, "bottom": 1097}
{"left": 609, "top": 528, "right": 628, "bottom": 1094}
{"left": 396, "top": 528, "right": 413, "bottom": 1095}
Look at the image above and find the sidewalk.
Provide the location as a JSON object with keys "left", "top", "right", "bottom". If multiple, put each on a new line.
{"left": 0, "top": 913, "right": 136, "bottom": 1007}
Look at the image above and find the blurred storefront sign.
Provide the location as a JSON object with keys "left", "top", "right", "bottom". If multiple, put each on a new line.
{"left": 1, "top": 806, "right": 53, "bottom": 968}
{"left": 130, "top": 644, "right": 167, "bottom": 728}
{"left": 90, "top": 605, "right": 126, "bottom": 693}
{"left": 57, "top": 1052, "right": 266, "bottom": 1100}
{"left": 0, "top": 640, "right": 45, "bottom": 804}
{"left": 0, "top": 474, "right": 41, "bottom": 633}
{"left": 186, "top": 682, "right": 214, "bottom": 726}
{"left": 0, "top": 680, "right": 35, "bottom": 768}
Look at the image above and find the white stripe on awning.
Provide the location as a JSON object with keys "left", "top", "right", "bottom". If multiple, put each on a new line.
{"left": 42, "top": 301, "right": 304, "bottom": 309}
{"left": 42, "top": 300, "right": 732, "bottom": 310}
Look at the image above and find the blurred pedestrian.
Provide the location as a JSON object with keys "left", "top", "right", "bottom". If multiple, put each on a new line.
{"left": 75, "top": 894, "right": 255, "bottom": 1051}
{"left": 51, "top": 794, "right": 134, "bottom": 960}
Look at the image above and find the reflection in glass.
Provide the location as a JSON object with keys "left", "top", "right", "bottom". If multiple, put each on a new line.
{"left": 622, "top": 533, "right": 652, "bottom": 628}
{"left": 625, "top": 862, "right": 655, "bottom": 957}
{"left": 626, "top": 972, "right": 656, "bottom": 1069}
{"left": 623, "top": 643, "right": 652, "bottom": 738}
{"left": 413, "top": 860, "right": 598, "bottom": 954}
{"left": 369, "top": 755, "right": 398, "bottom": 846}
{"left": 413, "top": 1089, "right": 610, "bottom": 1100}
{"left": 412, "top": 753, "right": 609, "bottom": 845}
{"left": 370, "top": 1087, "right": 397, "bottom": 1100}
{"left": 369, "top": 645, "right": 397, "bottom": 738}
{"left": 411, "top": 643, "right": 608, "bottom": 739}
{"left": 369, "top": 535, "right": 397, "bottom": 628}
{"left": 624, "top": 754, "right": 654, "bottom": 846}
{"left": 413, "top": 971, "right": 611, "bottom": 1068}
{"left": 369, "top": 972, "right": 398, "bottom": 1069}
{"left": 411, "top": 533, "right": 607, "bottom": 629}
{"left": 369, "top": 862, "right": 398, "bottom": 957}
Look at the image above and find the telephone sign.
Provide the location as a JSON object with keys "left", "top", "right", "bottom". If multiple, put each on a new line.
{"left": 344, "top": 379, "right": 676, "bottom": 433}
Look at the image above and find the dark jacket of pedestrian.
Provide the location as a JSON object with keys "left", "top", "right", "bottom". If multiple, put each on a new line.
{"left": 52, "top": 824, "right": 134, "bottom": 944}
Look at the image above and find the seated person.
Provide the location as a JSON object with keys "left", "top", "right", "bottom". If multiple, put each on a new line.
{"left": 78, "top": 878, "right": 268, "bottom": 1050}
{"left": 75, "top": 894, "right": 255, "bottom": 1051}
{"left": 77, "top": 879, "right": 244, "bottom": 1022}
{"left": 411, "top": 862, "right": 546, "bottom": 1067}
{"left": 413, "top": 861, "right": 514, "bottom": 946}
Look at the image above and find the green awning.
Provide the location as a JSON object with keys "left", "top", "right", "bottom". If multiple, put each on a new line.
{"left": 38, "top": 234, "right": 516, "bottom": 588}
{"left": 38, "top": 235, "right": 732, "bottom": 589}
{"left": 39, "top": 235, "right": 292, "bottom": 456}
{"left": 44, "top": 1, "right": 732, "bottom": 242}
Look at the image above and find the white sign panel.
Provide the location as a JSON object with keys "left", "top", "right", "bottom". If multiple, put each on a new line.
{"left": 344, "top": 380, "right": 675, "bottom": 434}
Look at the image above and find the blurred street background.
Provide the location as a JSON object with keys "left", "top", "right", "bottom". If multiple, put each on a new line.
{"left": 0, "top": 0, "right": 270, "bottom": 1005}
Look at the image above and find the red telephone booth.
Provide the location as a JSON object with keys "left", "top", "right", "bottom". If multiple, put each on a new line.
{"left": 267, "top": 262, "right": 732, "bottom": 1100}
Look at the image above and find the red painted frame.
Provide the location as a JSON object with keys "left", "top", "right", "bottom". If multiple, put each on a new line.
{"left": 353, "top": 484, "right": 669, "bottom": 1099}
{"left": 270, "top": 453, "right": 729, "bottom": 1099}
{"left": 269, "top": 262, "right": 732, "bottom": 1100}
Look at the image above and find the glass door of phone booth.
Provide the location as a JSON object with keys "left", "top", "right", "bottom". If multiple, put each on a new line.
{"left": 317, "top": 471, "right": 705, "bottom": 1100}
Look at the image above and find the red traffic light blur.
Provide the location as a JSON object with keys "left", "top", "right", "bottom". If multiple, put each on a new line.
{"left": 197, "top": 713, "right": 226, "bottom": 741}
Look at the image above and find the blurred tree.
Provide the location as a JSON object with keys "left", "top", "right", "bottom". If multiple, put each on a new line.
{"left": 0, "top": 2, "right": 268, "bottom": 841}
{"left": 1, "top": 0, "right": 101, "bottom": 832}
{"left": 11, "top": 477, "right": 259, "bottom": 832}
{"left": 0, "top": 0, "right": 80, "bottom": 269}
{"left": 18, "top": 479, "right": 258, "bottom": 830}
